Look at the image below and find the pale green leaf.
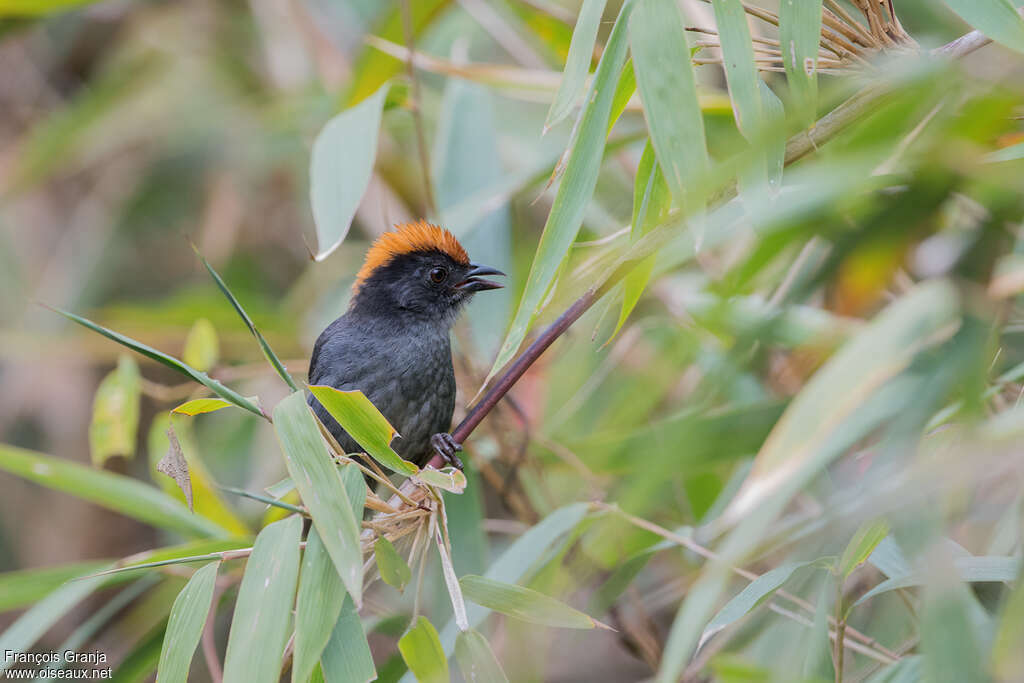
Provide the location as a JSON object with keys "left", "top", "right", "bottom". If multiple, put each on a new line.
{"left": 170, "top": 398, "right": 235, "bottom": 417}
{"left": 778, "top": 0, "right": 823, "bottom": 123}
{"left": 157, "top": 562, "right": 219, "bottom": 683}
{"left": 89, "top": 354, "right": 141, "bottom": 466}
{"left": 310, "top": 84, "right": 390, "bottom": 261}
{"left": 415, "top": 466, "right": 467, "bottom": 494}
{"left": 488, "top": 0, "right": 635, "bottom": 381}
{"left": 307, "top": 385, "right": 418, "bottom": 475}
{"left": 455, "top": 628, "right": 509, "bottom": 683}
{"left": 320, "top": 597, "right": 376, "bottom": 683}
{"left": 545, "top": 0, "right": 608, "bottom": 131}
{"left": 0, "top": 443, "right": 232, "bottom": 539}
{"left": 398, "top": 616, "right": 448, "bottom": 683}
{"left": 375, "top": 537, "right": 412, "bottom": 592}
{"left": 629, "top": 0, "right": 709, "bottom": 207}
{"left": 293, "top": 528, "right": 346, "bottom": 683}
{"left": 838, "top": 519, "right": 890, "bottom": 580}
{"left": 459, "top": 575, "right": 601, "bottom": 630}
{"left": 182, "top": 318, "right": 219, "bottom": 372}
{"left": 273, "top": 392, "right": 363, "bottom": 605}
{"left": 943, "top": 0, "right": 1024, "bottom": 54}
{"left": 222, "top": 516, "right": 303, "bottom": 683}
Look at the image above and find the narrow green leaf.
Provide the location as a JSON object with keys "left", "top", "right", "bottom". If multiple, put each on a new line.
{"left": 307, "top": 385, "right": 418, "bottom": 475}
{"left": 48, "top": 306, "right": 263, "bottom": 417}
{"left": 339, "top": 461, "right": 366, "bottom": 521}
{"left": 921, "top": 579, "right": 986, "bottom": 683}
{"left": 838, "top": 519, "right": 890, "bottom": 580}
{"left": 942, "top": 0, "right": 1024, "bottom": 54}
{"left": 614, "top": 139, "right": 670, "bottom": 336}
{"left": 182, "top": 318, "right": 219, "bottom": 372}
{"left": 439, "top": 502, "right": 591, "bottom": 651}
{"left": 320, "top": 597, "right": 376, "bottom": 683}
{"left": 459, "top": 575, "right": 601, "bottom": 630}
{"left": 157, "top": 562, "right": 219, "bottom": 683}
{"left": 992, "top": 571, "right": 1024, "bottom": 680}
{"left": 0, "top": 561, "right": 108, "bottom": 612}
{"left": 629, "top": 0, "right": 709, "bottom": 207}
{"left": 778, "top": 0, "right": 823, "bottom": 123}
{"left": 658, "top": 282, "right": 961, "bottom": 682}
{"left": 488, "top": 0, "right": 635, "bottom": 381}
{"left": 802, "top": 579, "right": 835, "bottom": 681}
{"left": 90, "top": 539, "right": 252, "bottom": 577}
{"left": 89, "top": 354, "right": 141, "bottom": 466}
{"left": 545, "top": 0, "right": 608, "bottom": 131}
{"left": 0, "top": 566, "right": 111, "bottom": 673}
{"left": 712, "top": 0, "right": 762, "bottom": 139}
{"left": 273, "top": 392, "right": 363, "bottom": 606}
{"left": 606, "top": 58, "right": 637, "bottom": 137}
{"left": 192, "top": 247, "right": 298, "bottom": 391}
{"left": 698, "top": 561, "right": 818, "bottom": 649}
{"left": 855, "top": 555, "right": 1021, "bottom": 606}
{"left": 171, "top": 398, "right": 234, "bottom": 416}
{"left": 310, "top": 84, "right": 390, "bottom": 261}
{"left": 415, "top": 466, "right": 467, "bottom": 493}
{"left": 455, "top": 628, "right": 509, "bottom": 683}
{"left": 375, "top": 537, "right": 412, "bottom": 592}
{"left": 398, "top": 616, "right": 448, "bottom": 683}
{"left": 0, "top": 443, "right": 232, "bottom": 539}
{"left": 294, "top": 528, "right": 347, "bottom": 683}
{"left": 222, "top": 516, "right": 303, "bottom": 683}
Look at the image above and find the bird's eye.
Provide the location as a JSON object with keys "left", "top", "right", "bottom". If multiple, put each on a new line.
{"left": 429, "top": 267, "right": 448, "bottom": 284}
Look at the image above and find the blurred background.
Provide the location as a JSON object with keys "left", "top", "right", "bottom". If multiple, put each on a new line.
{"left": 2, "top": 0, "right": 1024, "bottom": 681}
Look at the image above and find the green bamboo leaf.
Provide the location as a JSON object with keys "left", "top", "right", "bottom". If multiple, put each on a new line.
{"left": 629, "top": 0, "right": 709, "bottom": 207}
{"left": 273, "top": 392, "right": 363, "bottom": 605}
{"left": 170, "top": 398, "right": 235, "bottom": 416}
{"left": 455, "top": 628, "right": 509, "bottom": 683}
{"left": 778, "top": 0, "right": 823, "bottom": 123}
{"left": 157, "top": 562, "right": 219, "bottom": 683}
{"left": 0, "top": 443, "right": 232, "bottom": 539}
{"left": 613, "top": 140, "right": 670, "bottom": 336}
{"left": 415, "top": 466, "right": 467, "bottom": 494}
{"left": 375, "top": 537, "right": 412, "bottom": 592}
{"left": 606, "top": 58, "right": 636, "bottom": 137}
{"left": 921, "top": 579, "right": 986, "bottom": 683}
{"left": 487, "top": 0, "right": 635, "bottom": 382}
{"left": 310, "top": 84, "right": 390, "bottom": 261}
{"left": 0, "top": 566, "right": 111, "bottom": 673}
{"left": 658, "top": 282, "right": 962, "bottom": 682}
{"left": 545, "top": 0, "right": 608, "bottom": 131}
{"left": 459, "top": 575, "right": 604, "bottom": 630}
{"left": 95, "top": 539, "right": 252, "bottom": 577}
{"left": 307, "top": 385, "right": 418, "bottom": 475}
{"left": 712, "top": 0, "right": 762, "bottom": 139}
{"left": 942, "top": 0, "right": 1024, "bottom": 54}
{"left": 182, "top": 318, "right": 219, "bottom": 372}
{"left": 293, "top": 528, "right": 347, "bottom": 683}
{"left": 89, "top": 354, "right": 141, "bottom": 466}
{"left": 320, "top": 597, "right": 376, "bottom": 683}
{"left": 191, "top": 247, "right": 298, "bottom": 391}
{"left": 222, "top": 516, "right": 303, "bottom": 683}
{"left": 48, "top": 306, "right": 263, "bottom": 417}
{"left": 855, "top": 555, "right": 1021, "bottom": 606}
{"left": 698, "top": 560, "right": 819, "bottom": 649}
{"left": 398, "top": 616, "right": 448, "bottom": 683}
{"left": 438, "top": 503, "right": 591, "bottom": 652}
{"left": 992, "top": 570, "right": 1024, "bottom": 680}
{"left": 0, "top": 561, "right": 108, "bottom": 612}
{"left": 838, "top": 519, "right": 890, "bottom": 580}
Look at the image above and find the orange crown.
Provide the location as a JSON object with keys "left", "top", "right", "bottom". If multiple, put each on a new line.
{"left": 353, "top": 221, "right": 469, "bottom": 292}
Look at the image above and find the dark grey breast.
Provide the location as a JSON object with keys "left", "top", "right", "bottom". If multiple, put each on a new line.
{"left": 307, "top": 312, "right": 457, "bottom": 466}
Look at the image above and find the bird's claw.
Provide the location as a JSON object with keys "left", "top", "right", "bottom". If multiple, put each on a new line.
{"left": 430, "top": 433, "right": 464, "bottom": 470}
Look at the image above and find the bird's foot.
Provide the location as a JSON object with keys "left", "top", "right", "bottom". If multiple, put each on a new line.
{"left": 430, "top": 433, "right": 464, "bottom": 470}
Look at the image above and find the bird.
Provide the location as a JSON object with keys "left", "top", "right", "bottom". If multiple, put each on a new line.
{"left": 307, "top": 220, "right": 504, "bottom": 469}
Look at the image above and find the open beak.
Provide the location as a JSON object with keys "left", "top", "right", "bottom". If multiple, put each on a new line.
{"left": 456, "top": 263, "right": 505, "bottom": 292}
